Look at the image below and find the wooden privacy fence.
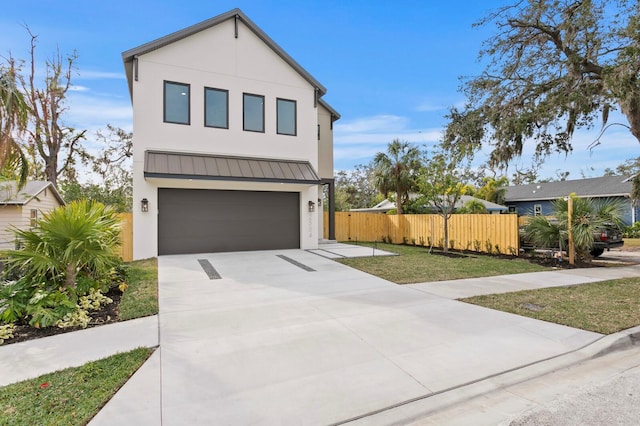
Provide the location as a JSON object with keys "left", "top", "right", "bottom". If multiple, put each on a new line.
{"left": 117, "top": 213, "right": 133, "bottom": 262}
{"left": 332, "top": 212, "right": 520, "bottom": 255}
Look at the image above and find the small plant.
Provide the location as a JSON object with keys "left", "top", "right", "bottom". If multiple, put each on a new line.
{"left": 419, "top": 236, "right": 425, "bottom": 246}
{"left": 427, "top": 237, "right": 432, "bottom": 247}
{"left": 473, "top": 240, "right": 482, "bottom": 252}
{"left": 508, "top": 246, "right": 518, "bottom": 256}
{"left": 437, "top": 238, "right": 444, "bottom": 249}
{"left": 402, "top": 236, "right": 408, "bottom": 245}
{"left": 465, "top": 241, "right": 472, "bottom": 252}
{"left": 485, "top": 240, "right": 493, "bottom": 254}
{"left": 381, "top": 235, "right": 387, "bottom": 244}
{"left": 56, "top": 309, "right": 91, "bottom": 329}
{"left": 494, "top": 244, "right": 501, "bottom": 254}
{"left": 0, "top": 323, "right": 16, "bottom": 345}
{"left": 386, "top": 235, "right": 393, "bottom": 244}
{"left": 449, "top": 240, "right": 456, "bottom": 250}
{"left": 78, "top": 288, "right": 113, "bottom": 311}
{"left": 411, "top": 238, "right": 416, "bottom": 246}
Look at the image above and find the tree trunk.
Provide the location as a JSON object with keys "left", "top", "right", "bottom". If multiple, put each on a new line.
{"left": 443, "top": 214, "right": 449, "bottom": 253}
{"left": 65, "top": 263, "right": 77, "bottom": 289}
{"left": 619, "top": 98, "right": 640, "bottom": 144}
{"left": 396, "top": 190, "right": 403, "bottom": 215}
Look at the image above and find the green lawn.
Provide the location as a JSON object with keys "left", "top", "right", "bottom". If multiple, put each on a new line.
{"left": 0, "top": 348, "right": 154, "bottom": 426}
{"left": 119, "top": 258, "right": 159, "bottom": 321}
{"left": 623, "top": 238, "right": 640, "bottom": 249}
{"left": 338, "top": 242, "right": 549, "bottom": 283}
{"left": 461, "top": 278, "right": 640, "bottom": 334}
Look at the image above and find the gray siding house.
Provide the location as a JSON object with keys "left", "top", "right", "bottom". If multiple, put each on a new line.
{"left": 504, "top": 175, "right": 638, "bottom": 225}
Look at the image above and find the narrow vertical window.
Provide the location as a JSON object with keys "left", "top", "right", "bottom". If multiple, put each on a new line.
{"left": 277, "top": 98, "right": 296, "bottom": 136}
{"left": 243, "top": 93, "right": 264, "bottom": 132}
{"left": 204, "top": 88, "right": 228, "bottom": 128}
{"left": 30, "top": 209, "right": 38, "bottom": 227}
{"left": 164, "top": 81, "right": 190, "bottom": 125}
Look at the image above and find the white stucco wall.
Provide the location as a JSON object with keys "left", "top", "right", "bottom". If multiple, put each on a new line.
{"left": 131, "top": 18, "right": 324, "bottom": 259}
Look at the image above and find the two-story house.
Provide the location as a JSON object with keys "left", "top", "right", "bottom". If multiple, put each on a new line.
{"left": 122, "top": 9, "right": 339, "bottom": 259}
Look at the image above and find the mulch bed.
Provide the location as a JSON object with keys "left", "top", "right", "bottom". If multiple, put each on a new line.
{"left": 427, "top": 248, "right": 602, "bottom": 269}
{"left": 2, "top": 287, "right": 122, "bottom": 346}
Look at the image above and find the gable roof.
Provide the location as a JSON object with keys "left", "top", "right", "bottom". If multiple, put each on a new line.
{"left": 504, "top": 175, "right": 632, "bottom": 202}
{"left": 0, "top": 181, "right": 65, "bottom": 206}
{"left": 122, "top": 8, "right": 327, "bottom": 99}
{"left": 350, "top": 195, "right": 507, "bottom": 213}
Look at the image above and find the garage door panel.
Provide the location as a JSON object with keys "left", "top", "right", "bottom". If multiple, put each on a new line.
{"left": 158, "top": 189, "right": 300, "bottom": 254}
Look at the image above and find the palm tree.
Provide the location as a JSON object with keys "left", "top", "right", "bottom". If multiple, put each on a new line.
{"left": 373, "top": 139, "right": 422, "bottom": 214}
{"left": 0, "top": 62, "right": 29, "bottom": 188}
{"left": 4, "top": 200, "right": 122, "bottom": 289}
{"left": 525, "top": 195, "right": 625, "bottom": 259}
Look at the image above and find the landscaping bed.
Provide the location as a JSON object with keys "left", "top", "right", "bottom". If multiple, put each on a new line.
{"left": 1, "top": 258, "right": 158, "bottom": 346}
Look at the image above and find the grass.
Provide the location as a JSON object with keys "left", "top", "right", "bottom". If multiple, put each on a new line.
{"left": 119, "top": 258, "right": 159, "bottom": 321}
{"left": 623, "top": 238, "right": 640, "bottom": 248}
{"left": 0, "top": 347, "right": 154, "bottom": 425}
{"left": 338, "top": 242, "right": 549, "bottom": 284}
{"left": 461, "top": 278, "right": 640, "bottom": 334}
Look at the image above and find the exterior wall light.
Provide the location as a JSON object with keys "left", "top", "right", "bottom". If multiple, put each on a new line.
{"left": 141, "top": 198, "right": 149, "bottom": 212}
{"left": 308, "top": 200, "right": 316, "bottom": 212}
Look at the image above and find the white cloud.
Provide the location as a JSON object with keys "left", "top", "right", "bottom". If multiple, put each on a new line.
{"left": 76, "top": 70, "right": 125, "bottom": 80}
{"left": 68, "top": 85, "right": 90, "bottom": 92}
{"left": 414, "top": 101, "right": 445, "bottom": 112}
{"left": 335, "top": 115, "right": 409, "bottom": 133}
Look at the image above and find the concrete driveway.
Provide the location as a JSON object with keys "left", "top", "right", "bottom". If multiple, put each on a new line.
{"left": 156, "top": 249, "right": 600, "bottom": 425}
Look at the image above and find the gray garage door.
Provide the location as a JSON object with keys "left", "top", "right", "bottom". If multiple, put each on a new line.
{"left": 158, "top": 189, "right": 300, "bottom": 255}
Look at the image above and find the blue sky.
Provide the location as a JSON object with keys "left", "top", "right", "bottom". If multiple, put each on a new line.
{"left": 1, "top": 0, "right": 637, "bottom": 182}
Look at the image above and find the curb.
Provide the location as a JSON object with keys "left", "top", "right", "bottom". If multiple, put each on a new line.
{"left": 338, "top": 325, "right": 640, "bottom": 425}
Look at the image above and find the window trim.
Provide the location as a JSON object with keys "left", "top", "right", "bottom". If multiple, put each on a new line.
{"left": 163, "top": 80, "right": 191, "bottom": 125}
{"left": 30, "top": 209, "right": 38, "bottom": 227}
{"left": 243, "top": 93, "right": 265, "bottom": 133}
{"left": 204, "top": 87, "right": 229, "bottom": 129}
{"left": 276, "top": 98, "right": 297, "bottom": 136}
{"left": 533, "top": 204, "right": 542, "bottom": 216}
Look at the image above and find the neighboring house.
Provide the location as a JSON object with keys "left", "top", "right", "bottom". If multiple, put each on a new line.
{"left": 122, "top": 8, "right": 340, "bottom": 259}
{"left": 350, "top": 195, "right": 508, "bottom": 214}
{"left": 0, "top": 181, "right": 65, "bottom": 249}
{"left": 504, "top": 175, "right": 639, "bottom": 225}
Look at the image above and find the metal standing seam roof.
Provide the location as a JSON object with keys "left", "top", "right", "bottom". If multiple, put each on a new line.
{"left": 144, "top": 151, "right": 321, "bottom": 184}
{"left": 504, "top": 175, "right": 633, "bottom": 202}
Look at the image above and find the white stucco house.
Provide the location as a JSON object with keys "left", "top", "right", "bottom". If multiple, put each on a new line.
{"left": 122, "top": 8, "right": 340, "bottom": 259}
{"left": 0, "top": 181, "right": 65, "bottom": 249}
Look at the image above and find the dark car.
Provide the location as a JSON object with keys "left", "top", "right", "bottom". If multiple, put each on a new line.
{"left": 519, "top": 221, "right": 624, "bottom": 257}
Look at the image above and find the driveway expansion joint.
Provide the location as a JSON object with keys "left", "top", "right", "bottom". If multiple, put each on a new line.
{"left": 276, "top": 254, "right": 316, "bottom": 271}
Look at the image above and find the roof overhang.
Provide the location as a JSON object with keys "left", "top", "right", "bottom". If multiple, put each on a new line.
{"left": 122, "top": 8, "right": 327, "bottom": 100}
{"left": 144, "top": 151, "right": 321, "bottom": 185}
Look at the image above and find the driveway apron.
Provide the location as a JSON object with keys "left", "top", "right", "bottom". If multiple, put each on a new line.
{"left": 157, "top": 250, "right": 600, "bottom": 425}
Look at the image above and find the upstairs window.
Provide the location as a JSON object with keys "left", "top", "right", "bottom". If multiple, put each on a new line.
{"left": 243, "top": 93, "right": 265, "bottom": 132}
{"left": 164, "top": 81, "right": 190, "bottom": 125}
{"left": 205, "top": 87, "right": 228, "bottom": 129}
{"left": 277, "top": 98, "right": 296, "bottom": 136}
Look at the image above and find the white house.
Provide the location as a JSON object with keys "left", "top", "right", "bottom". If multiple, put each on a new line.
{"left": 122, "top": 8, "right": 339, "bottom": 259}
{"left": 0, "top": 181, "right": 65, "bottom": 249}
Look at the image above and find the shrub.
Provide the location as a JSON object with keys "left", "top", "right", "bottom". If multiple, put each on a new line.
{"left": 0, "top": 200, "right": 124, "bottom": 328}
{"left": 0, "top": 323, "right": 16, "bottom": 344}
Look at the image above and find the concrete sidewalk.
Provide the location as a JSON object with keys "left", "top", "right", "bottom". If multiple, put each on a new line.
{"left": 0, "top": 315, "right": 158, "bottom": 387}
{"left": 408, "top": 265, "right": 640, "bottom": 299}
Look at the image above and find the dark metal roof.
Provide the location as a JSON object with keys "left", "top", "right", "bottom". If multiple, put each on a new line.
{"left": 504, "top": 175, "right": 632, "bottom": 202}
{"left": 144, "top": 151, "right": 321, "bottom": 184}
{"left": 122, "top": 8, "right": 327, "bottom": 99}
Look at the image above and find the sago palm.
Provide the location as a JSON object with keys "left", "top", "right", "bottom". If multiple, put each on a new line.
{"left": 5, "top": 200, "right": 122, "bottom": 289}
